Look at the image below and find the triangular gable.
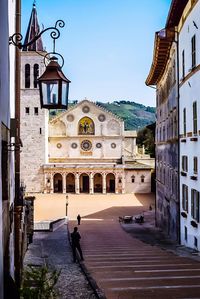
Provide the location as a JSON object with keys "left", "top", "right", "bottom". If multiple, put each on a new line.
{"left": 50, "top": 99, "right": 123, "bottom": 124}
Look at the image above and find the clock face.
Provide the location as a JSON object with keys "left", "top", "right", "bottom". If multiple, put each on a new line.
{"left": 81, "top": 140, "right": 92, "bottom": 151}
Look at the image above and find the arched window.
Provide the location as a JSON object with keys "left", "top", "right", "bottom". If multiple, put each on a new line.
{"left": 78, "top": 117, "right": 95, "bottom": 135}
{"left": 33, "top": 64, "right": 39, "bottom": 88}
{"left": 25, "top": 64, "right": 30, "bottom": 88}
{"left": 141, "top": 175, "right": 145, "bottom": 183}
{"left": 131, "top": 175, "right": 135, "bottom": 183}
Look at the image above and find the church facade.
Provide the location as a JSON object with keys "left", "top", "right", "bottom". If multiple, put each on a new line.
{"left": 20, "top": 4, "right": 153, "bottom": 195}
{"left": 44, "top": 100, "right": 153, "bottom": 194}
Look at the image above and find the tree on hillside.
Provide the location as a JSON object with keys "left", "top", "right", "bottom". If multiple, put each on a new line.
{"left": 137, "top": 126, "right": 155, "bottom": 158}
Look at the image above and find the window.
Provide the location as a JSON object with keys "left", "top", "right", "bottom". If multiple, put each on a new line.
{"left": 194, "top": 237, "right": 198, "bottom": 248}
{"left": 193, "top": 101, "right": 197, "bottom": 135}
{"left": 33, "top": 64, "right": 39, "bottom": 88}
{"left": 191, "top": 35, "right": 196, "bottom": 69}
{"left": 163, "top": 126, "right": 165, "bottom": 141}
{"left": 34, "top": 107, "right": 39, "bottom": 115}
{"left": 183, "top": 108, "right": 186, "bottom": 136}
{"left": 194, "top": 157, "right": 198, "bottom": 174}
{"left": 185, "top": 226, "right": 187, "bottom": 242}
{"left": 40, "top": 128, "right": 42, "bottom": 134}
{"left": 131, "top": 175, "right": 135, "bottom": 183}
{"left": 191, "top": 189, "right": 200, "bottom": 222}
{"left": 182, "top": 156, "right": 188, "bottom": 172}
{"left": 25, "top": 64, "right": 30, "bottom": 88}
{"left": 25, "top": 107, "right": 30, "bottom": 115}
{"left": 182, "top": 50, "right": 185, "bottom": 78}
{"left": 141, "top": 175, "right": 145, "bottom": 183}
{"left": 182, "top": 184, "right": 188, "bottom": 212}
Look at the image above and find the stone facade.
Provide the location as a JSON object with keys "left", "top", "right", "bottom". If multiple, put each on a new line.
{"left": 146, "top": 7, "right": 180, "bottom": 241}
{"left": 20, "top": 52, "right": 48, "bottom": 193}
{"left": 43, "top": 100, "right": 153, "bottom": 194}
{"left": 179, "top": 0, "right": 200, "bottom": 251}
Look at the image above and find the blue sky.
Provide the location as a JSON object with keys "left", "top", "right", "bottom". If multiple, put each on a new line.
{"left": 22, "top": 0, "right": 171, "bottom": 106}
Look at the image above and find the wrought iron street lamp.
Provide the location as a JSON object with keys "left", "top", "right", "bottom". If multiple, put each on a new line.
{"left": 38, "top": 56, "right": 71, "bottom": 109}
{"left": 9, "top": 19, "right": 71, "bottom": 110}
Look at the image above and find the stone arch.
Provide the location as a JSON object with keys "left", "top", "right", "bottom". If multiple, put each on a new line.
{"left": 54, "top": 173, "right": 63, "bottom": 193}
{"left": 50, "top": 120, "right": 66, "bottom": 136}
{"left": 78, "top": 117, "right": 95, "bottom": 135}
{"left": 107, "top": 119, "right": 120, "bottom": 135}
{"left": 106, "top": 173, "right": 115, "bottom": 193}
{"left": 94, "top": 173, "right": 102, "bottom": 193}
{"left": 79, "top": 173, "right": 89, "bottom": 193}
{"left": 66, "top": 173, "right": 75, "bottom": 193}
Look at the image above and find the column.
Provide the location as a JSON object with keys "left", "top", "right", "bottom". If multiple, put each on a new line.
{"left": 62, "top": 173, "right": 66, "bottom": 193}
{"left": 89, "top": 173, "right": 94, "bottom": 194}
{"left": 75, "top": 173, "right": 80, "bottom": 194}
{"left": 44, "top": 172, "right": 47, "bottom": 194}
{"left": 50, "top": 173, "right": 54, "bottom": 194}
{"left": 115, "top": 173, "right": 118, "bottom": 194}
{"left": 103, "top": 173, "right": 106, "bottom": 194}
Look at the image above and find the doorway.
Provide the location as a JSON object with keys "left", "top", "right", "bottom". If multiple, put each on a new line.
{"left": 106, "top": 173, "right": 115, "bottom": 193}
{"left": 54, "top": 173, "right": 63, "bottom": 193}
{"left": 80, "top": 173, "right": 89, "bottom": 193}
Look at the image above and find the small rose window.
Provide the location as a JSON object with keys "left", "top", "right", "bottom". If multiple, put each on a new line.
{"left": 71, "top": 143, "right": 78, "bottom": 149}
{"left": 57, "top": 143, "right": 62, "bottom": 149}
{"left": 81, "top": 140, "right": 92, "bottom": 151}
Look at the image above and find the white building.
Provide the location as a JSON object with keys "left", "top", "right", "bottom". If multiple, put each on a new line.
{"left": 179, "top": 0, "right": 200, "bottom": 251}
{"left": 43, "top": 99, "right": 153, "bottom": 195}
{"left": 0, "top": 0, "right": 16, "bottom": 297}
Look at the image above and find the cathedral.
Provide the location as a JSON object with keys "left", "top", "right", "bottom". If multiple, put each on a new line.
{"left": 20, "top": 4, "right": 153, "bottom": 195}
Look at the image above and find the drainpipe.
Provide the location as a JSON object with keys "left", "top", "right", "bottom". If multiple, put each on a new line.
{"left": 175, "top": 27, "right": 180, "bottom": 244}
{"left": 14, "top": 0, "right": 21, "bottom": 288}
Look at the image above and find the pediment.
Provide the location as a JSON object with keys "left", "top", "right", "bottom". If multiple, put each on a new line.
{"left": 50, "top": 99, "right": 123, "bottom": 126}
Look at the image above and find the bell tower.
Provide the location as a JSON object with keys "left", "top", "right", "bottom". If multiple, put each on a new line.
{"left": 20, "top": 3, "right": 48, "bottom": 192}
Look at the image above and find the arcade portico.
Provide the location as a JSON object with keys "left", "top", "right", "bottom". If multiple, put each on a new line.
{"left": 44, "top": 164, "right": 125, "bottom": 194}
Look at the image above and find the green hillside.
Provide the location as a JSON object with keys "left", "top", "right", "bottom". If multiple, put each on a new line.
{"left": 96, "top": 100, "right": 155, "bottom": 130}
{"left": 49, "top": 100, "right": 156, "bottom": 130}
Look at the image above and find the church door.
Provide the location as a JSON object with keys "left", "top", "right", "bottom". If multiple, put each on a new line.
{"left": 82, "top": 176, "right": 89, "bottom": 193}
{"left": 54, "top": 173, "right": 63, "bottom": 193}
{"left": 109, "top": 180, "right": 115, "bottom": 192}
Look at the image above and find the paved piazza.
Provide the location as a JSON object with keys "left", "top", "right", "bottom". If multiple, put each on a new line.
{"left": 32, "top": 193, "right": 154, "bottom": 222}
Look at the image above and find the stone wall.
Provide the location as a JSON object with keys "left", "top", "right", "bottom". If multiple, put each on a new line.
{"left": 20, "top": 52, "right": 48, "bottom": 193}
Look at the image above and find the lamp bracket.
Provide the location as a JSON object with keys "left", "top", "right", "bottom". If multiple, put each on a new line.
{"left": 44, "top": 52, "right": 64, "bottom": 68}
{"left": 6, "top": 142, "right": 23, "bottom": 152}
{"left": 9, "top": 20, "right": 65, "bottom": 52}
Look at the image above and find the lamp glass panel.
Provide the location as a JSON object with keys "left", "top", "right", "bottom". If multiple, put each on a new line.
{"left": 61, "top": 82, "right": 69, "bottom": 107}
{"left": 42, "top": 81, "right": 59, "bottom": 105}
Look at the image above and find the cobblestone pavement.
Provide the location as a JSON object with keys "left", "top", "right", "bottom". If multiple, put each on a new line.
{"left": 24, "top": 224, "right": 96, "bottom": 299}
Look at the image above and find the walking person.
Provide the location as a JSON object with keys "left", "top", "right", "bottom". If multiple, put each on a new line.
{"left": 71, "top": 227, "right": 84, "bottom": 262}
{"left": 77, "top": 214, "right": 81, "bottom": 225}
